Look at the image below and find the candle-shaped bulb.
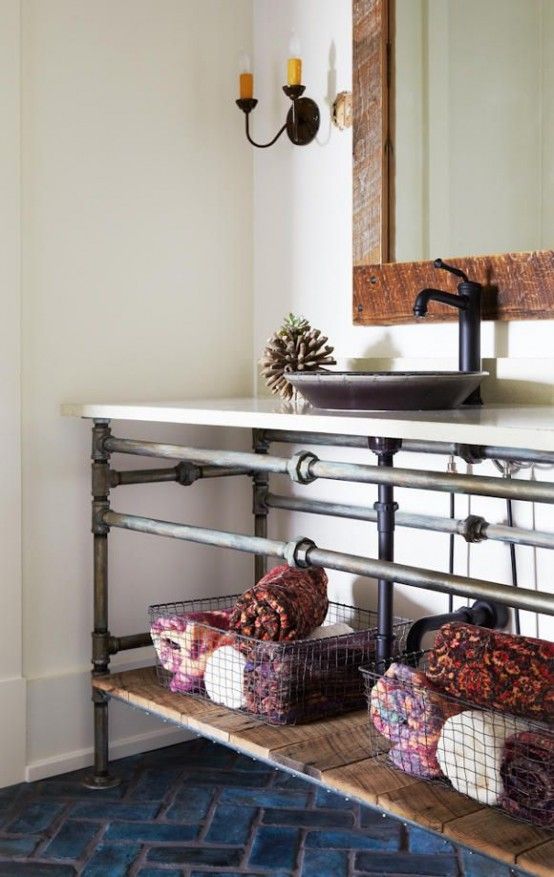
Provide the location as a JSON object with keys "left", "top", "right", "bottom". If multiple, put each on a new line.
{"left": 287, "top": 33, "right": 302, "bottom": 86}
{"left": 238, "top": 52, "right": 253, "bottom": 100}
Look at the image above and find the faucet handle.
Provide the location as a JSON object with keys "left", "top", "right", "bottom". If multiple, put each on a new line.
{"left": 433, "top": 258, "right": 469, "bottom": 283}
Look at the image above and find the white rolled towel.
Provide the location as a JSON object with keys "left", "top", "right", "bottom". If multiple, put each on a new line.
{"left": 306, "top": 622, "right": 355, "bottom": 640}
{"left": 436, "top": 710, "right": 529, "bottom": 806}
{"left": 204, "top": 645, "right": 247, "bottom": 710}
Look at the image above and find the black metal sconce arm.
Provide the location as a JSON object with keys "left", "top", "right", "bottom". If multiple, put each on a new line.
{"left": 236, "top": 85, "right": 320, "bottom": 148}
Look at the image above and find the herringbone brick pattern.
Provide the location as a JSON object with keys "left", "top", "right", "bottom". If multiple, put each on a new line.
{"left": 0, "top": 738, "right": 531, "bottom": 876}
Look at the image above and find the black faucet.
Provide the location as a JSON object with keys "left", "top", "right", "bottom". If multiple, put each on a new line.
{"left": 413, "top": 258, "right": 483, "bottom": 405}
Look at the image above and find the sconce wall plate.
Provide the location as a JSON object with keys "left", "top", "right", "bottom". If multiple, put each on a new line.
{"left": 332, "top": 91, "right": 352, "bottom": 130}
{"left": 236, "top": 84, "right": 320, "bottom": 148}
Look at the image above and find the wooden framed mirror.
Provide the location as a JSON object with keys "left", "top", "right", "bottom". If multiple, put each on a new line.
{"left": 353, "top": 0, "right": 554, "bottom": 325}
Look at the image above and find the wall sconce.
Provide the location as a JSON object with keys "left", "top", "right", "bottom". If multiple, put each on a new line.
{"left": 235, "top": 38, "right": 320, "bottom": 148}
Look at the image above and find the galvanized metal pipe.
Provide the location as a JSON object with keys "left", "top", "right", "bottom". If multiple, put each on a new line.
{"left": 103, "top": 509, "right": 554, "bottom": 616}
{"left": 103, "top": 510, "right": 288, "bottom": 559}
{"left": 310, "top": 459, "right": 554, "bottom": 504}
{"left": 265, "top": 493, "right": 554, "bottom": 550}
{"left": 262, "top": 430, "right": 554, "bottom": 465}
{"left": 103, "top": 436, "right": 554, "bottom": 504}
{"left": 104, "top": 436, "right": 289, "bottom": 475}
{"left": 304, "top": 546, "right": 554, "bottom": 617}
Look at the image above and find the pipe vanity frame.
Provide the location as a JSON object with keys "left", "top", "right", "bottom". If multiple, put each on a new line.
{"left": 84, "top": 419, "right": 554, "bottom": 789}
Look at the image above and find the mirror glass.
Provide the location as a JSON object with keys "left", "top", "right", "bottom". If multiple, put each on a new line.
{"left": 394, "top": 0, "right": 554, "bottom": 263}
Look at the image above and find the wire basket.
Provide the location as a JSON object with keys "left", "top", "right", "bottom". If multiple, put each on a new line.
{"left": 360, "top": 653, "right": 554, "bottom": 828}
{"left": 149, "top": 595, "right": 411, "bottom": 726}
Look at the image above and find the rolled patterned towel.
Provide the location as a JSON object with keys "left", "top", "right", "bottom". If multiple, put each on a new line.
{"left": 370, "top": 663, "right": 461, "bottom": 779}
{"left": 230, "top": 564, "right": 329, "bottom": 642}
{"left": 204, "top": 645, "right": 247, "bottom": 710}
{"left": 500, "top": 731, "right": 554, "bottom": 827}
{"left": 436, "top": 709, "right": 529, "bottom": 806}
{"left": 244, "top": 629, "right": 378, "bottom": 724}
{"left": 150, "top": 609, "right": 234, "bottom": 694}
{"left": 426, "top": 622, "right": 554, "bottom": 723}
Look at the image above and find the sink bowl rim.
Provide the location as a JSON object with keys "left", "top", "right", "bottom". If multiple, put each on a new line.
{"left": 287, "top": 370, "right": 489, "bottom": 380}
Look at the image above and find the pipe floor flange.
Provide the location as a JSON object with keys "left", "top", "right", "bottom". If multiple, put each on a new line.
{"left": 81, "top": 773, "right": 122, "bottom": 790}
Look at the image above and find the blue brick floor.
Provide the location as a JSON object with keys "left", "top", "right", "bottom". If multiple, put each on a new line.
{"left": 0, "top": 738, "right": 533, "bottom": 876}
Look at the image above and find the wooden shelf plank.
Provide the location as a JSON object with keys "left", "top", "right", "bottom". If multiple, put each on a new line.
{"left": 443, "top": 808, "right": 551, "bottom": 866}
{"left": 517, "top": 839, "right": 554, "bottom": 877}
{"left": 377, "top": 779, "right": 485, "bottom": 832}
{"left": 94, "top": 668, "right": 553, "bottom": 875}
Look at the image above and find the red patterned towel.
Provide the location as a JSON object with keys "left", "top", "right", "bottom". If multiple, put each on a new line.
{"left": 426, "top": 622, "right": 554, "bottom": 723}
{"left": 230, "top": 565, "right": 328, "bottom": 642}
{"left": 500, "top": 730, "right": 554, "bottom": 827}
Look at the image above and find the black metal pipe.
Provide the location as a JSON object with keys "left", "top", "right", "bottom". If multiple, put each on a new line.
{"left": 406, "top": 599, "right": 510, "bottom": 654}
{"left": 110, "top": 633, "right": 152, "bottom": 653}
{"left": 83, "top": 420, "right": 120, "bottom": 790}
{"left": 253, "top": 430, "right": 269, "bottom": 582}
{"left": 112, "top": 468, "right": 179, "bottom": 486}
{"left": 111, "top": 465, "right": 249, "bottom": 487}
{"left": 506, "top": 496, "right": 521, "bottom": 635}
{"left": 369, "top": 438, "right": 401, "bottom": 668}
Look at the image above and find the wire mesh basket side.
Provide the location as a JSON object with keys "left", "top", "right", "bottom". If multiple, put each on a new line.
{"left": 360, "top": 654, "right": 554, "bottom": 829}
{"left": 149, "top": 596, "right": 410, "bottom": 725}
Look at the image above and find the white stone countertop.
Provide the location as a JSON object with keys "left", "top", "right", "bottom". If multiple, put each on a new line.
{"left": 61, "top": 398, "right": 554, "bottom": 453}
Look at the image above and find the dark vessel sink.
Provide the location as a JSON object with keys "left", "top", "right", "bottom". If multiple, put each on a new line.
{"left": 286, "top": 370, "right": 488, "bottom": 411}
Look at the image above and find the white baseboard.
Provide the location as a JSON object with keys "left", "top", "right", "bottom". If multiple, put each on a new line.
{"left": 0, "top": 676, "right": 26, "bottom": 788}
{"left": 24, "top": 662, "right": 192, "bottom": 786}
{"left": 25, "top": 725, "right": 194, "bottom": 783}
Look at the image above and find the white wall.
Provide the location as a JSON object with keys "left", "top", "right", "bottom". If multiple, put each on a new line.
{"left": 13, "top": 0, "right": 255, "bottom": 783}
{"left": 253, "top": 0, "right": 554, "bottom": 640}
{"left": 1, "top": 0, "right": 553, "bottom": 788}
{"left": 0, "top": 0, "right": 26, "bottom": 788}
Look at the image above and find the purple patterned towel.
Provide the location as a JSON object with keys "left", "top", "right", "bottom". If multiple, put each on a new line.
{"left": 150, "top": 609, "right": 234, "bottom": 694}
{"left": 370, "top": 662, "right": 462, "bottom": 779}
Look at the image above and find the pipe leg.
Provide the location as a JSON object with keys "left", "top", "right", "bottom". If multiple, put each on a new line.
{"left": 253, "top": 430, "right": 269, "bottom": 583}
{"left": 82, "top": 419, "right": 121, "bottom": 790}
{"left": 369, "top": 438, "right": 401, "bottom": 669}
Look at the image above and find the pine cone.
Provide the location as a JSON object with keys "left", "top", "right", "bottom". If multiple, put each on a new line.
{"left": 259, "top": 313, "right": 336, "bottom": 401}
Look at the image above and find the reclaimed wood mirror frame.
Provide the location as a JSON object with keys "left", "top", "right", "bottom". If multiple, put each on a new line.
{"left": 353, "top": 0, "right": 554, "bottom": 326}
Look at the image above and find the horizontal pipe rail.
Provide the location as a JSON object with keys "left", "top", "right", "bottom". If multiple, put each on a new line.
{"left": 266, "top": 493, "right": 554, "bottom": 550}
{"left": 103, "top": 436, "right": 554, "bottom": 504}
{"left": 103, "top": 510, "right": 554, "bottom": 616}
{"left": 112, "top": 468, "right": 179, "bottom": 486}
{"left": 111, "top": 465, "right": 249, "bottom": 487}
{"left": 104, "top": 437, "right": 288, "bottom": 474}
{"left": 305, "top": 546, "right": 554, "bottom": 616}
{"left": 262, "top": 430, "right": 554, "bottom": 466}
{"left": 103, "top": 510, "right": 288, "bottom": 559}
{"left": 109, "top": 633, "right": 152, "bottom": 653}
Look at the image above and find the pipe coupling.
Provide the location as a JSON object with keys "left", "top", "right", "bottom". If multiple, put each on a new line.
{"left": 92, "top": 631, "right": 111, "bottom": 671}
{"left": 455, "top": 443, "right": 485, "bottom": 464}
{"left": 176, "top": 462, "right": 201, "bottom": 486}
{"left": 284, "top": 537, "right": 316, "bottom": 568}
{"left": 287, "top": 450, "right": 319, "bottom": 484}
{"left": 92, "top": 500, "right": 110, "bottom": 535}
{"left": 461, "top": 514, "right": 487, "bottom": 543}
{"left": 91, "top": 421, "right": 112, "bottom": 462}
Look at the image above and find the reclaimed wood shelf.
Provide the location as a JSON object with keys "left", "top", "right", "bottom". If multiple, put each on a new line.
{"left": 95, "top": 667, "right": 553, "bottom": 877}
